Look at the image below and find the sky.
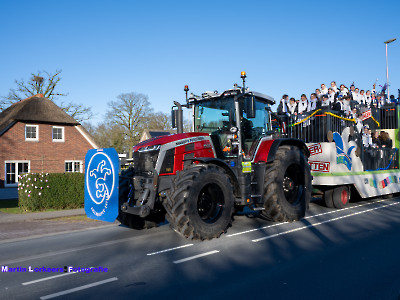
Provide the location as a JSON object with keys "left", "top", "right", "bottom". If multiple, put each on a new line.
{"left": 1, "top": 0, "right": 400, "bottom": 125}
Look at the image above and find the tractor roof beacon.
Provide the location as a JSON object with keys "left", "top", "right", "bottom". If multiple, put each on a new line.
{"left": 113, "top": 73, "right": 311, "bottom": 240}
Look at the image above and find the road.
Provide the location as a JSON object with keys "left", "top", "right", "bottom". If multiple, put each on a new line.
{"left": 1, "top": 197, "right": 400, "bottom": 300}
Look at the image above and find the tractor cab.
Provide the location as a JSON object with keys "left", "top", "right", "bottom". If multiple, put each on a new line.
{"left": 175, "top": 72, "right": 276, "bottom": 163}
{"left": 192, "top": 90, "right": 274, "bottom": 160}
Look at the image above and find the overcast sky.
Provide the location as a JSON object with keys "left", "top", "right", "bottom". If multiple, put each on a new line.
{"left": 1, "top": 0, "right": 399, "bottom": 124}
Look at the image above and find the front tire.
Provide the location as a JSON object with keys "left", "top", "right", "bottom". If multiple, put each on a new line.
{"left": 262, "top": 146, "right": 311, "bottom": 222}
{"left": 164, "top": 164, "right": 235, "bottom": 240}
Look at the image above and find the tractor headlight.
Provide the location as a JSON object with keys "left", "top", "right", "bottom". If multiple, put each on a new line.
{"left": 138, "top": 144, "right": 161, "bottom": 152}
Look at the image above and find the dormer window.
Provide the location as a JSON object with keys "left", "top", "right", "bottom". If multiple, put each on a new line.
{"left": 25, "top": 125, "right": 39, "bottom": 141}
{"left": 52, "top": 126, "right": 65, "bottom": 142}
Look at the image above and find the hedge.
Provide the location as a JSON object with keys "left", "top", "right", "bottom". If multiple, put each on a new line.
{"left": 18, "top": 173, "right": 84, "bottom": 211}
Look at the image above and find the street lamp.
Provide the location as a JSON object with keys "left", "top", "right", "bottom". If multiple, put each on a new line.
{"left": 384, "top": 38, "right": 396, "bottom": 99}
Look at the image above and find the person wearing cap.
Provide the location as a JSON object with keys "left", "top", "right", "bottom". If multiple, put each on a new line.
{"left": 321, "top": 94, "right": 330, "bottom": 107}
{"left": 331, "top": 96, "right": 341, "bottom": 111}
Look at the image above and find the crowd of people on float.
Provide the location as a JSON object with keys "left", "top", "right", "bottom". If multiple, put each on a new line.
{"left": 277, "top": 81, "right": 399, "bottom": 118}
{"left": 276, "top": 81, "right": 399, "bottom": 149}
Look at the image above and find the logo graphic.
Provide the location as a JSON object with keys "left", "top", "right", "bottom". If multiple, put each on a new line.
{"left": 308, "top": 143, "right": 322, "bottom": 156}
{"left": 360, "top": 109, "right": 372, "bottom": 121}
{"left": 309, "top": 161, "right": 330, "bottom": 172}
{"left": 332, "top": 131, "right": 355, "bottom": 171}
{"left": 368, "top": 176, "right": 398, "bottom": 189}
{"left": 89, "top": 160, "right": 112, "bottom": 205}
{"left": 85, "top": 148, "right": 119, "bottom": 222}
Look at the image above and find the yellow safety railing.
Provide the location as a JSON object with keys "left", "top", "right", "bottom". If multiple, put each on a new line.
{"left": 288, "top": 110, "right": 380, "bottom": 127}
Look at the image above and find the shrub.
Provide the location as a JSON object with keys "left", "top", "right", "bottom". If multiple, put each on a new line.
{"left": 18, "top": 173, "right": 84, "bottom": 211}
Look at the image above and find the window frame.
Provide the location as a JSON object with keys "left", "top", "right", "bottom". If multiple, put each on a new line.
{"left": 65, "top": 160, "right": 83, "bottom": 173}
{"left": 52, "top": 126, "right": 65, "bottom": 142}
{"left": 25, "top": 124, "right": 39, "bottom": 141}
{"left": 4, "top": 160, "right": 30, "bottom": 187}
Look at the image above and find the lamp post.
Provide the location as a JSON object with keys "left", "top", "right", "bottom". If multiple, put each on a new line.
{"left": 384, "top": 38, "right": 396, "bottom": 99}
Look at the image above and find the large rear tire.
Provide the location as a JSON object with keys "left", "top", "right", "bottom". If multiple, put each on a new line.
{"left": 117, "top": 168, "right": 164, "bottom": 229}
{"left": 262, "top": 146, "right": 311, "bottom": 222}
{"left": 164, "top": 164, "right": 235, "bottom": 240}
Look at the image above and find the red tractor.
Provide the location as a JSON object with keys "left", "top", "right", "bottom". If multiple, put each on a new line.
{"left": 118, "top": 72, "right": 311, "bottom": 240}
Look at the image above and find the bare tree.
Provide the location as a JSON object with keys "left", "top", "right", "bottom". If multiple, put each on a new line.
{"left": 1, "top": 70, "right": 93, "bottom": 122}
{"left": 5, "top": 70, "right": 66, "bottom": 102}
{"left": 145, "top": 112, "right": 171, "bottom": 130}
{"left": 107, "top": 92, "right": 152, "bottom": 158}
{"left": 60, "top": 101, "right": 94, "bottom": 123}
{"left": 89, "top": 122, "right": 127, "bottom": 153}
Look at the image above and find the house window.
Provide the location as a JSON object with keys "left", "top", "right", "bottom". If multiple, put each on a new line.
{"left": 52, "top": 126, "right": 64, "bottom": 142}
{"left": 65, "top": 160, "right": 83, "bottom": 173}
{"left": 25, "top": 125, "right": 38, "bottom": 141}
{"left": 5, "top": 161, "right": 30, "bottom": 187}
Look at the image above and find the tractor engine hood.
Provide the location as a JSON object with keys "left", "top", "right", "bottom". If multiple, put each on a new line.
{"left": 133, "top": 132, "right": 210, "bottom": 152}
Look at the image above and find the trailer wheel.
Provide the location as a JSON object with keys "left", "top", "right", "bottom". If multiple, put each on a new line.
{"left": 324, "top": 189, "right": 334, "bottom": 208}
{"left": 332, "top": 186, "right": 350, "bottom": 209}
{"left": 262, "top": 146, "right": 311, "bottom": 222}
{"left": 164, "top": 164, "right": 234, "bottom": 240}
{"left": 117, "top": 168, "right": 163, "bottom": 229}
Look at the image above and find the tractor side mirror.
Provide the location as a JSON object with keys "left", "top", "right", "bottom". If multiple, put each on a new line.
{"left": 245, "top": 96, "right": 256, "bottom": 118}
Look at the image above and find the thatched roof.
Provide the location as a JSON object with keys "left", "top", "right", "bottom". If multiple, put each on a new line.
{"left": 0, "top": 94, "right": 79, "bottom": 135}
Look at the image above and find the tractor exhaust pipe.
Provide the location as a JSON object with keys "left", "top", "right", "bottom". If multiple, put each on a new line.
{"left": 173, "top": 101, "right": 184, "bottom": 134}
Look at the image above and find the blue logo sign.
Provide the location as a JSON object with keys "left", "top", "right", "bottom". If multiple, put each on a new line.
{"left": 85, "top": 148, "right": 119, "bottom": 222}
{"left": 332, "top": 132, "right": 355, "bottom": 171}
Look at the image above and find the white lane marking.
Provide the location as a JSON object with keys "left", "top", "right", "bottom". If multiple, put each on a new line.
{"left": 227, "top": 199, "right": 389, "bottom": 238}
{"left": 1, "top": 237, "right": 137, "bottom": 265}
{"left": 22, "top": 269, "right": 82, "bottom": 285}
{"left": 252, "top": 201, "right": 400, "bottom": 242}
{"left": 303, "top": 199, "right": 387, "bottom": 220}
{"left": 227, "top": 222, "right": 289, "bottom": 237}
{"left": 39, "top": 277, "right": 118, "bottom": 300}
{"left": 173, "top": 250, "right": 220, "bottom": 264}
{"left": 147, "top": 244, "right": 194, "bottom": 256}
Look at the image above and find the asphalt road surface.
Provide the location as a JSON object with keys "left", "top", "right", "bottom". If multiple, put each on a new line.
{"left": 1, "top": 197, "right": 400, "bottom": 300}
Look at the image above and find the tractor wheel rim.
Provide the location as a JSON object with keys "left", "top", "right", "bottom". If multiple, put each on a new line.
{"left": 197, "top": 183, "right": 225, "bottom": 224}
{"left": 283, "top": 163, "right": 304, "bottom": 205}
{"left": 341, "top": 189, "right": 348, "bottom": 205}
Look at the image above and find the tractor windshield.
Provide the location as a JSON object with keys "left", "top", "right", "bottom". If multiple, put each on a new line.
{"left": 194, "top": 98, "right": 236, "bottom": 158}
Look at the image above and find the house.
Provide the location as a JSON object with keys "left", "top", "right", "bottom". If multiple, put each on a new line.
{"left": 139, "top": 129, "right": 176, "bottom": 143}
{"left": 0, "top": 94, "right": 98, "bottom": 188}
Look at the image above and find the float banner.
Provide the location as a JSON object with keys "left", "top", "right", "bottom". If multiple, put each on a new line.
{"left": 85, "top": 148, "right": 119, "bottom": 222}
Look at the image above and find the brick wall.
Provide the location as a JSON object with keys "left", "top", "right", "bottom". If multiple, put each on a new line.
{"left": 0, "top": 122, "right": 94, "bottom": 187}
